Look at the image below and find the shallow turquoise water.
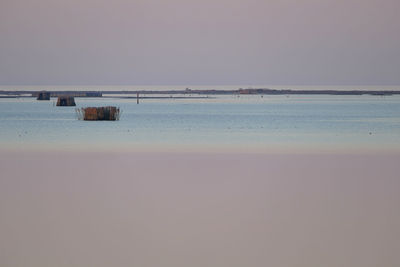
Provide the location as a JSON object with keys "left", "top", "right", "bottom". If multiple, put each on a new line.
{"left": 1, "top": 95, "right": 400, "bottom": 151}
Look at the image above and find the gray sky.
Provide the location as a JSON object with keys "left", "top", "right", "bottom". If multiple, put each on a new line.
{"left": 0, "top": 0, "right": 399, "bottom": 85}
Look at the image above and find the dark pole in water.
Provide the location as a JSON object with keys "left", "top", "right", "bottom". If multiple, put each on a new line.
{"left": 137, "top": 93, "right": 139, "bottom": 104}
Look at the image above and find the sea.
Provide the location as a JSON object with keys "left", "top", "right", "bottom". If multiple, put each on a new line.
{"left": 1, "top": 85, "right": 400, "bottom": 152}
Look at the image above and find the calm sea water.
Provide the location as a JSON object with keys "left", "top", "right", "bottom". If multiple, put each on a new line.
{"left": 1, "top": 94, "right": 400, "bottom": 151}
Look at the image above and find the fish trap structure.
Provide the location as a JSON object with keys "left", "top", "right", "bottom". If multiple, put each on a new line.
{"left": 37, "top": 91, "right": 51, "bottom": 100}
{"left": 56, "top": 96, "right": 76, "bottom": 106}
{"left": 76, "top": 106, "right": 121, "bottom": 121}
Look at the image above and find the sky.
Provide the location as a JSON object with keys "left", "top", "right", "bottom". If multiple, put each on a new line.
{"left": 0, "top": 0, "right": 399, "bottom": 85}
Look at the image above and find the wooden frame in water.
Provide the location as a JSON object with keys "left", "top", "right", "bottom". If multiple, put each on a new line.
{"left": 76, "top": 106, "right": 121, "bottom": 121}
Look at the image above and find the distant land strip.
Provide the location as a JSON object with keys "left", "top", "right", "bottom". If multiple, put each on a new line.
{"left": 1, "top": 88, "right": 400, "bottom": 98}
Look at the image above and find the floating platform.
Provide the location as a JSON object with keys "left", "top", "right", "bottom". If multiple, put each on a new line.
{"left": 56, "top": 96, "right": 76, "bottom": 106}
{"left": 37, "top": 91, "right": 50, "bottom": 100}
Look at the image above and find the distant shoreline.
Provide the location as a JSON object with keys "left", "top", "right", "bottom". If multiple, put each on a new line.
{"left": 1, "top": 88, "right": 400, "bottom": 98}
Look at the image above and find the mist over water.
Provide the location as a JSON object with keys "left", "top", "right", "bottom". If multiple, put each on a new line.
{"left": 1, "top": 152, "right": 400, "bottom": 267}
{"left": 1, "top": 92, "right": 400, "bottom": 267}
{"left": 1, "top": 91, "right": 400, "bottom": 267}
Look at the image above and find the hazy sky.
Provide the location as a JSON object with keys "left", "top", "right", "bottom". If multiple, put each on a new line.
{"left": 0, "top": 0, "right": 399, "bottom": 85}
